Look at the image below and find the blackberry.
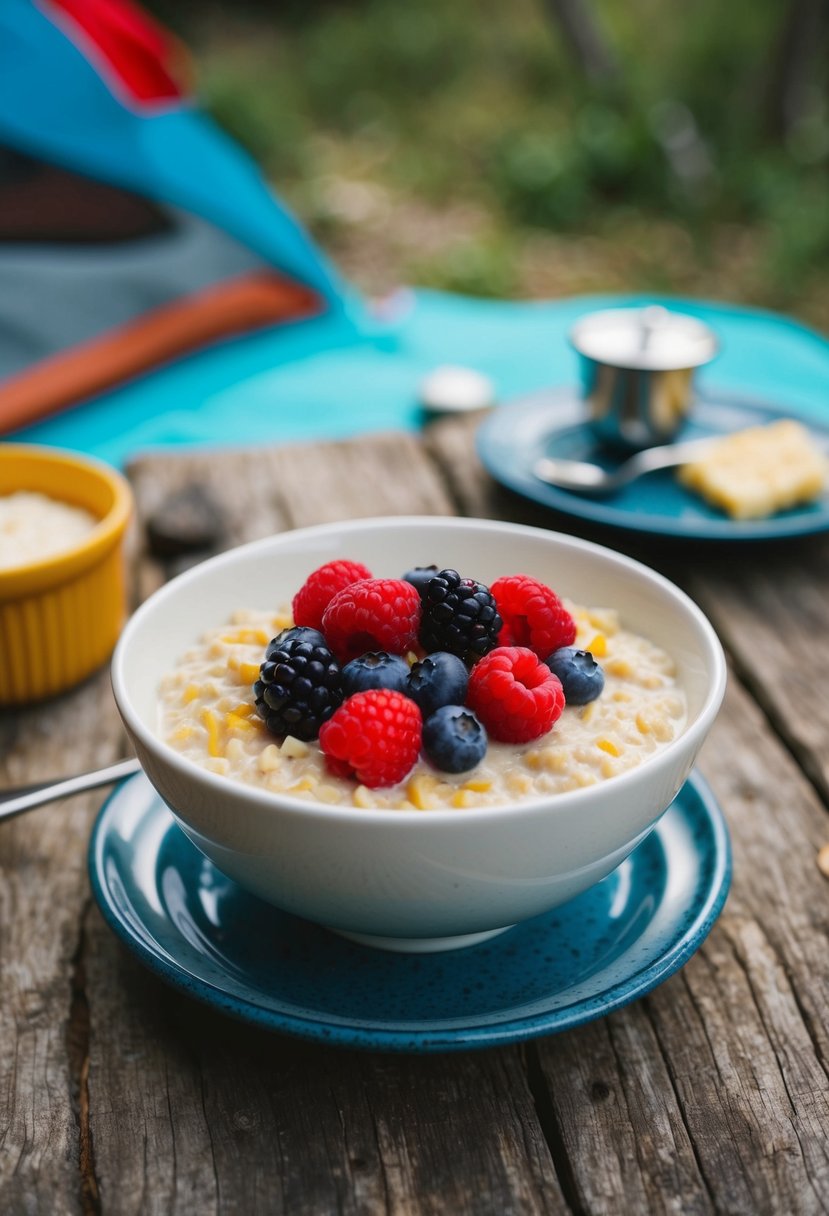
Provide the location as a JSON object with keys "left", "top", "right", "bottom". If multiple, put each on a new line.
{"left": 419, "top": 569, "right": 503, "bottom": 665}
{"left": 254, "top": 629, "right": 343, "bottom": 741}
{"left": 273, "top": 626, "right": 327, "bottom": 649}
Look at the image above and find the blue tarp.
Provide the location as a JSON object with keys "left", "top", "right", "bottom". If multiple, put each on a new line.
{"left": 9, "top": 289, "right": 829, "bottom": 466}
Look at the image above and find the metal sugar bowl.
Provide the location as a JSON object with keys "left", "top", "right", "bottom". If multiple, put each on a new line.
{"left": 570, "top": 305, "right": 719, "bottom": 452}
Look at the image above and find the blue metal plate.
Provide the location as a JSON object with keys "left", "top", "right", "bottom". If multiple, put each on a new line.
{"left": 89, "top": 771, "right": 730, "bottom": 1052}
{"left": 477, "top": 388, "right": 829, "bottom": 541}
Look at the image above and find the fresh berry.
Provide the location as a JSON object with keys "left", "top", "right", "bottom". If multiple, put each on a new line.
{"left": 319, "top": 689, "right": 422, "bottom": 788}
{"left": 292, "top": 559, "right": 373, "bottom": 631}
{"left": 322, "top": 578, "right": 421, "bottom": 663}
{"left": 466, "top": 646, "right": 565, "bottom": 743}
{"left": 419, "top": 569, "right": 503, "bottom": 665}
{"left": 544, "top": 647, "right": 605, "bottom": 705}
{"left": 402, "top": 565, "right": 439, "bottom": 597}
{"left": 342, "top": 651, "right": 411, "bottom": 697}
{"left": 406, "top": 651, "right": 469, "bottom": 718}
{"left": 422, "top": 705, "right": 487, "bottom": 774}
{"left": 490, "top": 575, "right": 576, "bottom": 659}
{"left": 254, "top": 629, "right": 343, "bottom": 741}
{"left": 271, "top": 625, "right": 327, "bottom": 649}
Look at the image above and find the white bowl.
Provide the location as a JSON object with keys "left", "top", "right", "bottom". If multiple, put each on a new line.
{"left": 111, "top": 516, "right": 726, "bottom": 952}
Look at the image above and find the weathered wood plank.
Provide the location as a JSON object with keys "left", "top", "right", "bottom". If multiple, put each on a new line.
{"left": 683, "top": 538, "right": 829, "bottom": 808}
{"left": 87, "top": 905, "right": 569, "bottom": 1215}
{"left": 184, "top": 1022, "right": 566, "bottom": 1216}
{"left": 80, "top": 910, "right": 224, "bottom": 1216}
{"left": 527, "top": 1007, "right": 715, "bottom": 1216}
{"left": 422, "top": 411, "right": 549, "bottom": 530}
{"left": 0, "top": 671, "right": 127, "bottom": 1216}
{"left": 129, "top": 447, "right": 290, "bottom": 554}
{"left": 129, "top": 431, "right": 455, "bottom": 542}
{"left": 7, "top": 418, "right": 829, "bottom": 1214}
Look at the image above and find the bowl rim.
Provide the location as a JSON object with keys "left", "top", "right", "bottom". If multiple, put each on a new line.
{"left": 0, "top": 444, "right": 133, "bottom": 594}
{"left": 112, "top": 515, "right": 727, "bottom": 826}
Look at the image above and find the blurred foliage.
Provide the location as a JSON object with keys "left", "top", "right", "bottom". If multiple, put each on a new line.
{"left": 150, "top": 0, "right": 829, "bottom": 321}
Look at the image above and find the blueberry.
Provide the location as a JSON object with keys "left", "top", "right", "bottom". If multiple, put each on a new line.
{"left": 406, "top": 651, "right": 469, "bottom": 717}
{"left": 544, "top": 647, "right": 605, "bottom": 705}
{"left": 402, "top": 565, "right": 439, "bottom": 597}
{"left": 341, "top": 651, "right": 411, "bottom": 697}
{"left": 422, "top": 705, "right": 487, "bottom": 774}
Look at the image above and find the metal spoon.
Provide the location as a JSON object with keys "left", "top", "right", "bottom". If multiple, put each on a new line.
{"left": 533, "top": 435, "right": 716, "bottom": 495}
{"left": 0, "top": 757, "right": 142, "bottom": 825}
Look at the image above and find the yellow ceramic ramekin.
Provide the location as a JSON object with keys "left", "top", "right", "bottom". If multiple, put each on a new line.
{"left": 0, "top": 445, "right": 133, "bottom": 705}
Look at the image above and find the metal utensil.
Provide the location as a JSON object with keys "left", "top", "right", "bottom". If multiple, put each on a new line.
{"left": 534, "top": 435, "right": 715, "bottom": 495}
{"left": 569, "top": 306, "right": 719, "bottom": 452}
{"left": 0, "top": 756, "right": 142, "bottom": 825}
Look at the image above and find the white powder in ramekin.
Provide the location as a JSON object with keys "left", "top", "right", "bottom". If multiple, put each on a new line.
{"left": 0, "top": 491, "right": 98, "bottom": 570}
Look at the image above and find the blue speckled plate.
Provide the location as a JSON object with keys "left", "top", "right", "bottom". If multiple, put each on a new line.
{"left": 89, "top": 772, "right": 730, "bottom": 1052}
{"left": 477, "top": 388, "right": 829, "bottom": 541}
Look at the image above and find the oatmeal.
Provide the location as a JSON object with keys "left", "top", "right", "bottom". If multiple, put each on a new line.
{"left": 0, "top": 491, "right": 97, "bottom": 570}
{"left": 158, "top": 603, "right": 686, "bottom": 810}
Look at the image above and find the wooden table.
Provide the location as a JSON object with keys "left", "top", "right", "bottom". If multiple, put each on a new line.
{"left": 3, "top": 415, "right": 829, "bottom": 1215}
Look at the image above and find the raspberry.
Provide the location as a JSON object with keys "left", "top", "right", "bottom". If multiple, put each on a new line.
{"left": 322, "top": 578, "right": 421, "bottom": 663}
{"left": 319, "top": 689, "right": 422, "bottom": 788}
{"left": 292, "top": 559, "right": 373, "bottom": 631}
{"left": 419, "top": 569, "right": 502, "bottom": 665}
{"left": 466, "top": 646, "right": 565, "bottom": 743}
{"left": 490, "top": 575, "right": 576, "bottom": 659}
{"left": 254, "top": 629, "right": 344, "bottom": 741}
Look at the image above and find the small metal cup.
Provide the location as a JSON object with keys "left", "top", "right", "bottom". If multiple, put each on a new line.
{"left": 569, "top": 306, "right": 718, "bottom": 452}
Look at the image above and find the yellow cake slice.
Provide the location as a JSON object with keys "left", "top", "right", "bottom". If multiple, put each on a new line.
{"left": 678, "top": 419, "right": 828, "bottom": 520}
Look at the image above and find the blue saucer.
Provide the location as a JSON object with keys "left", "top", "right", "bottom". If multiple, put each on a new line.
{"left": 89, "top": 772, "right": 730, "bottom": 1052}
{"left": 477, "top": 387, "right": 829, "bottom": 541}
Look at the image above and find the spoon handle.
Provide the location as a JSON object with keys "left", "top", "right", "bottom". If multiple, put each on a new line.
{"left": 0, "top": 757, "right": 142, "bottom": 825}
{"left": 534, "top": 435, "right": 717, "bottom": 494}
{"left": 631, "top": 435, "right": 716, "bottom": 476}
{"left": 534, "top": 456, "right": 613, "bottom": 491}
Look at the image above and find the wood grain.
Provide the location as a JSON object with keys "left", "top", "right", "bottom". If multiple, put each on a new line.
{"left": 0, "top": 672, "right": 127, "bottom": 1215}
{"left": 684, "top": 538, "right": 829, "bottom": 807}
{"left": 3, "top": 420, "right": 829, "bottom": 1215}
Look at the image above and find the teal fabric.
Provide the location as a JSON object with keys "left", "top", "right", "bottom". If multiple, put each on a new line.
{"left": 8, "top": 291, "right": 829, "bottom": 466}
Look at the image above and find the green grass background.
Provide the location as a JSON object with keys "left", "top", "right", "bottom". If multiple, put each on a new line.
{"left": 153, "top": 0, "right": 829, "bottom": 329}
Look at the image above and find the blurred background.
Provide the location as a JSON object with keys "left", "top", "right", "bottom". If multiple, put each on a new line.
{"left": 149, "top": 0, "right": 829, "bottom": 329}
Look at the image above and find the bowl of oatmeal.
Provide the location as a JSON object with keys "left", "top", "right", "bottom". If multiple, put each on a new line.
{"left": 0, "top": 444, "right": 132, "bottom": 705}
{"left": 111, "top": 516, "right": 725, "bottom": 952}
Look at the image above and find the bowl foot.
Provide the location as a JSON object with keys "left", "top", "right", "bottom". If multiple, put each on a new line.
{"left": 328, "top": 924, "right": 514, "bottom": 953}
